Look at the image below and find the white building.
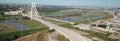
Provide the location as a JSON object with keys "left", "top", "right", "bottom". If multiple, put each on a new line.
{"left": 5, "top": 10, "right": 23, "bottom": 15}
{"left": 74, "top": 24, "right": 90, "bottom": 30}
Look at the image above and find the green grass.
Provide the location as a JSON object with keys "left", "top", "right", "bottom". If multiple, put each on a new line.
{"left": 84, "top": 11, "right": 108, "bottom": 17}
{"left": 74, "top": 20, "right": 91, "bottom": 24}
{"left": 0, "top": 15, "right": 23, "bottom": 20}
{"left": 0, "top": 23, "right": 16, "bottom": 33}
{"left": 1, "top": 15, "right": 43, "bottom": 29}
{"left": 38, "top": 31, "right": 48, "bottom": 41}
{"left": 74, "top": 13, "right": 113, "bottom": 24}
{"left": 0, "top": 15, "right": 49, "bottom": 41}
{"left": 90, "top": 32, "right": 119, "bottom": 41}
{"left": 43, "top": 18, "right": 65, "bottom": 25}
{"left": 43, "top": 9, "right": 113, "bottom": 24}
{"left": 80, "top": 30, "right": 119, "bottom": 41}
{"left": 0, "top": 27, "right": 49, "bottom": 41}
{"left": 16, "top": 20, "right": 46, "bottom": 29}
{"left": 38, "top": 29, "right": 56, "bottom": 41}
{"left": 74, "top": 11, "right": 113, "bottom": 24}
{"left": 57, "top": 34, "right": 70, "bottom": 41}
{"left": 38, "top": 33, "right": 45, "bottom": 41}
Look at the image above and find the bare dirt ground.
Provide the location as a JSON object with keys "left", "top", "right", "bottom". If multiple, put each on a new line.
{"left": 14, "top": 31, "right": 48, "bottom": 41}
{"left": 69, "top": 28, "right": 105, "bottom": 41}
{"left": 14, "top": 31, "right": 59, "bottom": 41}
{"left": 90, "top": 27, "right": 106, "bottom": 34}
{"left": 108, "top": 33, "right": 120, "bottom": 40}
{"left": 47, "top": 31, "right": 59, "bottom": 41}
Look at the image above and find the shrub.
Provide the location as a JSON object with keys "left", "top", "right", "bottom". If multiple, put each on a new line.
{"left": 48, "top": 29, "right": 55, "bottom": 33}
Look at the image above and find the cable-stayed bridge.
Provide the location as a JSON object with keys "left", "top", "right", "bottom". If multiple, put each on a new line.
{"left": 22, "top": 2, "right": 92, "bottom": 41}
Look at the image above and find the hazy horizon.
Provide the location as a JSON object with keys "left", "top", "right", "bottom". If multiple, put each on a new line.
{"left": 0, "top": 0, "right": 120, "bottom": 8}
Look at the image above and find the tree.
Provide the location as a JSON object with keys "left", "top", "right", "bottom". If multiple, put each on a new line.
{"left": 0, "top": 11, "right": 5, "bottom": 16}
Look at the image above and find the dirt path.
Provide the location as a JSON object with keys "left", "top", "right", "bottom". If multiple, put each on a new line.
{"left": 48, "top": 31, "right": 59, "bottom": 41}
{"left": 14, "top": 31, "right": 48, "bottom": 41}
{"left": 69, "top": 28, "right": 105, "bottom": 41}
{"left": 14, "top": 33, "right": 39, "bottom": 41}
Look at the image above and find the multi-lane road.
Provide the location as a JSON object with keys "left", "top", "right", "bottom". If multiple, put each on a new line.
{"left": 24, "top": 14, "right": 92, "bottom": 41}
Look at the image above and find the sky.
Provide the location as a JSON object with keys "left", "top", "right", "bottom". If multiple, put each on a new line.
{"left": 0, "top": 0, "right": 120, "bottom": 7}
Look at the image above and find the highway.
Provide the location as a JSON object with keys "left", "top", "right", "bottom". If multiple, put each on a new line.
{"left": 43, "top": 17, "right": 75, "bottom": 24}
{"left": 25, "top": 14, "right": 92, "bottom": 41}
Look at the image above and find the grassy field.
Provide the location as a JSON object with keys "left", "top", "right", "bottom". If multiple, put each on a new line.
{"left": 74, "top": 10, "right": 113, "bottom": 24}
{"left": 57, "top": 34, "right": 70, "bottom": 41}
{"left": 38, "top": 29, "right": 55, "bottom": 41}
{"left": 0, "top": 15, "right": 23, "bottom": 20}
{"left": 0, "top": 27, "right": 49, "bottom": 41}
{"left": 43, "top": 9, "right": 113, "bottom": 24}
{"left": 0, "top": 15, "right": 50, "bottom": 41}
{"left": 14, "top": 29, "right": 56, "bottom": 41}
{"left": 74, "top": 12, "right": 113, "bottom": 24}
{"left": 84, "top": 11, "right": 110, "bottom": 18}
{"left": 0, "top": 15, "right": 49, "bottom": 41}
{"left": 38, "top": 31, "right": 48, "bottom": 41}
{"left": 38, "top": 33, "right": 45, "bottom": 41}
{"left": 16, "top": 20, "right": 46, "bottom": 29}
{"left": 0, "top": 15, "right": 44, "bottom": 29}
{"left": 79, "top": 30, "right": 119, "bottom": 41}
{"left": 43, "top": 18, "right": 65, "bottom": 25}
{"left": 0, "top": 23, "right": 16, "bottom": 33}
{"left": 15, "top": 30, "right": 48, "bottom": 41}
{"left": 44, "top": 11, "right": 83, "bottom": 18}
{"left": 43, "top": 10, "right": 112, "bottom": 18}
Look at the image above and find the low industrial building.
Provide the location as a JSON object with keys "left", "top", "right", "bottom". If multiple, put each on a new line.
{"left": 74, "top": 24, "right": 90, "bottom": 30}
{"left": 4, "top": 10, "right": 23, "bottom": 15}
